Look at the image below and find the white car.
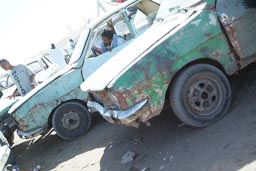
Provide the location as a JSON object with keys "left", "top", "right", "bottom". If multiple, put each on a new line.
{"left": 0, "top": 131, "right": 15, "bottom": 171}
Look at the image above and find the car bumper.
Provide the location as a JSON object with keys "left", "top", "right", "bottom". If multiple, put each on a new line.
{"left": 17, "top": 127, "right": 45, "bottom": 139}
{"left": 87, "top": 99, "right": 147, "bottom": 125}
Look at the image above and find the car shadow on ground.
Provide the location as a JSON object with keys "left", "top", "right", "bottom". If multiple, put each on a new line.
{"left": 12, "top": 114, "right": 110, "bottom": 170}
{"left": 12, "top": 63, "right": 256, "bottom": 171}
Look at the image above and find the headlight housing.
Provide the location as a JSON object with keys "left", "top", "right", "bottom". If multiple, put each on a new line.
{"left": 89, "top": 91, "right": 120, "bottom": 110}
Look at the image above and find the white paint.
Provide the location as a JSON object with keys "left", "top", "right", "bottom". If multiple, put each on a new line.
{"left": 191, "top": 19, "right": 201, "bottom": 26}
{"left": 220, "top": 13, "right": 235, "bottom": 25}
{"left": 209, "top": 13, "right": 217, "bottom": 26}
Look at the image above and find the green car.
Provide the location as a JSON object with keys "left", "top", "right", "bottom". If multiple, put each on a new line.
{"left": 8, "top": 0, "right": 160, "bottom": 140}
{"left": 82, "top": 0, "right": 256, "bottom": 127}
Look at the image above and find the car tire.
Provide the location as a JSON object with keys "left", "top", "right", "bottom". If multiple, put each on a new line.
{"left": 52, "top": 101, "right": 92, "bottom": 140}
{"left": 170, "top": 64, "right": 231, "bottom": 127}
{"left": 2, "top": 127, "right": 14, "bottom": 146}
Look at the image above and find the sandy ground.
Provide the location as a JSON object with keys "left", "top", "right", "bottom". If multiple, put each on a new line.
{"left": 12, "top": 63, "right": 256, "bottom": 171}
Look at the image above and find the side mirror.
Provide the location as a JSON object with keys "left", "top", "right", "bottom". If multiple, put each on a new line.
{"left": 0, "top": 91, "right": 3, "bottom": 99}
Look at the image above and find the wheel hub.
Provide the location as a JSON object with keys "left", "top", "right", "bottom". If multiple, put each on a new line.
{"left": 187, "top": 78, "right": 220, "bottom": 116}
{"left": 61, "top": 111, "right": 81, "bottom": 130}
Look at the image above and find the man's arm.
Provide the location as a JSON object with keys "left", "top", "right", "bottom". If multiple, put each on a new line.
{"left": 9, "top": 88, "right": 18, "bottom": 99}
{"left": 30, "top": 74, "right": 36, "bottom": 88}
{"left": 23, "top": 64, "right": 36, "bottom": 88}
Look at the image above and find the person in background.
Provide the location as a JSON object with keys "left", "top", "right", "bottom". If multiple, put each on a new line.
{"left": 49, "top": 43, "right": 67, "bottom": 69}
{"left": 69, "top": 39, "right": 76, "bottom": 50}
{"left": 0, "top": 59, "right": 37, "bottom": 99}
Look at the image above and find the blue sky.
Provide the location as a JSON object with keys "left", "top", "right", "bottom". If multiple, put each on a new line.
{"left": 0, "top": 0, "right": 98, "bottom": 65}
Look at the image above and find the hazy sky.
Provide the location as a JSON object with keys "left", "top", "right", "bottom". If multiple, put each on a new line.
{"left": 0, "top": 0, "right": 99, "bottom": 65}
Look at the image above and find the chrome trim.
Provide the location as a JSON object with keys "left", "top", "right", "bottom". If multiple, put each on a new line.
{"left": 87, "top": 99, "right": 147, "bottom": 124}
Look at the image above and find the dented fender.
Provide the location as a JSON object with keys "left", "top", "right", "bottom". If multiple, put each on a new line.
{"left": 10, "top": 69, "right": 88, "bottom": 132}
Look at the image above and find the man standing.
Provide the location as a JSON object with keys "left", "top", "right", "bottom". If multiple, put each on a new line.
{"left": 69, "top": 39, "right": 76, "bottom": 50}
{"left": 0, "top": 59, "right": 37, "bottom": 98}
{"left": 49, "top": 43, "right": 67, "bottom": 69}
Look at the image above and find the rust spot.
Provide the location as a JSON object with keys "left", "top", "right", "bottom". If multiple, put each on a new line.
{"left": 213, "top": 51, "right": 221, "bottom": 58}
{"left": 28, "top": 103, "right": 44, "bottom": 113}
{"left": 224, "top": 25, "right": 243, "bottom": 58}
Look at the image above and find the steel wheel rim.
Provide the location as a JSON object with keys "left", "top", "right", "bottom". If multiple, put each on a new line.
{"left": 61, "top": 111, "right": 81, "bottom": 130}
{"left": 184, "top": 74, "right": 223, "bottom": 117}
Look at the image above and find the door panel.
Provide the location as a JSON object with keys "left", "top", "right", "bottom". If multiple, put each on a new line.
{"left": 217, "top": 0, "right": 256, "bottom": 59}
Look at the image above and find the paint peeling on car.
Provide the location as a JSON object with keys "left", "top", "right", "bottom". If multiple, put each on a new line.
{"left": 84, "top": 0, "right": 256, "bottom": 127}
{"left": 8, "top": 0, "right": 161, "bottom": 138}
{"left": 209, "top": 13, "right": 217, "bottom": 26}
{"left": 11, "top": 68, "right": 88, "bottom": 132}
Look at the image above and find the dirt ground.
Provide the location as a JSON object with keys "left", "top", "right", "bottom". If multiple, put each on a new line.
{"left": 12, "top": 63, "right": 256, "bottom": 171}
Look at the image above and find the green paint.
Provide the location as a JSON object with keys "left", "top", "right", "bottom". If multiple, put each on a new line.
{"left": 103, "top": 3, "right": 251, "bottom": 123}
{"left": 14, "top": 69, "right": 88, "bottom": 131}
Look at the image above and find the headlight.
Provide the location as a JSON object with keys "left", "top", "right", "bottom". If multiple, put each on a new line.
{"left": 103, "top": 93, "right": 120, "bottom": 110}
{"left": 90, "top": 92, "right": 120, "bottom": 110}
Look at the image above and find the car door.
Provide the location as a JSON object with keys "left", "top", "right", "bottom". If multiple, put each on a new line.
{"left": 217, "top": 0, "right": 256, "bottom": 59}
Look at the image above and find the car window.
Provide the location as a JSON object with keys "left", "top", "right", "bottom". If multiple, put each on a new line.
{"left": 112, "top": 14, "right": 130, "bottom": 38}
{"left": 27, "top": 61, "right": 43, "bottom": 74}
{"left": 86, "top": 13, "right": 131, "bottom": 58}
{"left": 130, "top": 8, "right": 152, "bottom": 33}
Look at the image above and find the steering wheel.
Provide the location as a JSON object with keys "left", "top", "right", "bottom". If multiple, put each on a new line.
{"left": 91, "top": 47, "right": 102, "bottom": 57}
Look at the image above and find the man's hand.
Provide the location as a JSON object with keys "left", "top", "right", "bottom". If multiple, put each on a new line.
{"left": 8, "top": 88, "right": 18, "bottom": 99}
{"left": 30, "top": 74, "right": 36, "bottom": 88}
{"left": 92, "top": 46, "right": 103, "bottom": 56}
{"left": 7, "top": 93, "right": 16, "bottom": 100}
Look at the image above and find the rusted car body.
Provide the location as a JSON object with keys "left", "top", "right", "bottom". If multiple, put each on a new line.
{"left": 82, "top": 0, "right": 256, "bottom": 127}
{"left": 8, "top": 0, "right": 160, "bottom": 140}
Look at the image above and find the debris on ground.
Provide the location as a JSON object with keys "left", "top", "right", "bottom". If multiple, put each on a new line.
{"left": 159, "top": 165, "right": 164, "bottom": 170}
{"left": 145, "top": 122, "right": 151, "bottom": 127}
{"left": 121, "top": 151, "right": 137, "bottom": 164}
{"left": 169, "top": 155, "right": 174, "bottom": 162}
{"left": 33, "top": 165, "right": 43, "bottom": 171}
{"left": 5, "top": 164, "right": 25, "bottom": 171}
{"left": 141, "top": 167, "right": 150, "bottom": 171}
{"left": 178, "top": 123, "right": 186, "bottom": 127}
{"left": 134, "top": 136, "right": 143, "bottom": 145}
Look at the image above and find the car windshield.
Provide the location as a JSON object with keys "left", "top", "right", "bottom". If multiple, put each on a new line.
{"left": 69, "top": 28, "right": 90, "bottom": 65}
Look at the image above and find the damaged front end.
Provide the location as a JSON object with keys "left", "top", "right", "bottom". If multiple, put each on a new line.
{"left": 87, "top": 89, "right": 152, "bottom": 127}
{"left": 88, "top": 99, "right": 147, "bottom": 126}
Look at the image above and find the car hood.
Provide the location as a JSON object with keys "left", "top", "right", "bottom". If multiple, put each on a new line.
{"left": 81, "top": 1, "right": 206, "bottom": 92}
{"left": 9, "top": 66, "right": 73, "bottom": 113}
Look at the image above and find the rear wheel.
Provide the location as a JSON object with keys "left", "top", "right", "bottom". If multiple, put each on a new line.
{"left": 170, "top": 64, "right": 231, "bottom": 127}
{"left": 52, "top": 101, "right": 92, "bottom": 140}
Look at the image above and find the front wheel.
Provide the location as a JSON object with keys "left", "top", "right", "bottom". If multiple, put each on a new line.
{"left": 1, "top": 126, "right": 14, "bottom": 146}
{"left": 52, "top": 101, "right": 92, "bottom": 140}
{"left": 170, "top": 64, "right": 231, "bottom": 127}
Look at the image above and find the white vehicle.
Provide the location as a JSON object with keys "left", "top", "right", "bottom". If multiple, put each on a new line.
{"left": 0, "top": 131, "right": 15, "bottom": 171}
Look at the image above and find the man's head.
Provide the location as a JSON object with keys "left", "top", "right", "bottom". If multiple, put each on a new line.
{"left": 51, "top": 43, "right": 56, "bottom": 49}
{"left": 0, "top": 59, "right": 12, "bottom": 71}
{"left": 101, "top": 28, "right": 114, "bottom": 47}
